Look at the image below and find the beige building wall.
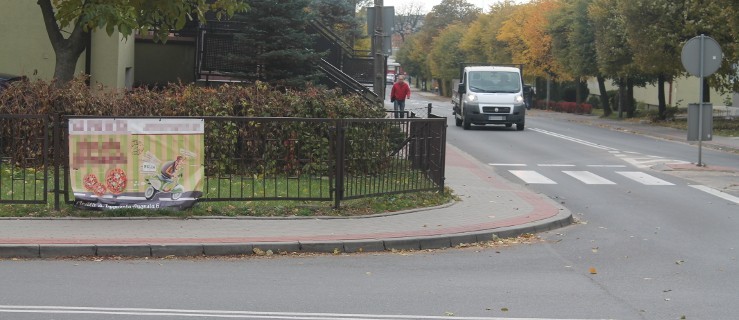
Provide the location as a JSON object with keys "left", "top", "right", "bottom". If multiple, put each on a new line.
{"left": 588, "top": 76, "right": 735, "bottom": 108}
{"left": 90, "top": 30, "right": 135, "bottom": 89}
{"left": 0, "top": 0, "right": 132, "bottom": 89}
{"left": 0, "top": 0, "right": 85, "bottom": 80}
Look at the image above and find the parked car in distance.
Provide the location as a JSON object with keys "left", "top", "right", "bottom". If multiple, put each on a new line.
{"left": 385, "top": 73, "right": 395, "bottom": 84}
{"left": 0, "top": 73, "right": 26, "bottom": 92}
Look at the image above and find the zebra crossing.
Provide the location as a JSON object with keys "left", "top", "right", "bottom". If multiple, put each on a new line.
{"left": 508, "top": 128, "right": 696, "bottom": 187}
{"left": 497, "top": 165, "right": 675, "bottom": 186}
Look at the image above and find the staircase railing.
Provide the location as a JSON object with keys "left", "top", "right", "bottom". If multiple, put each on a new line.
{"left": 317, "top": 59, "right": 378, "bottom": 106}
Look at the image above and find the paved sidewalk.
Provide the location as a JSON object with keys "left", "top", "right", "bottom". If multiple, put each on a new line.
{"left": 0, "top": 143, "right": 572, "bottom": 259}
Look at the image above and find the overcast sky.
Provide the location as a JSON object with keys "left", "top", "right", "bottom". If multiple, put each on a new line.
{"left": 380, "top": 0, "right": 529, "bottom": 13}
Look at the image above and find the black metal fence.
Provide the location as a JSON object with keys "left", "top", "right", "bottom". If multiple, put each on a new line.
{"left": 0, "top": 114, "right": 49, "bottom": 204}
{"left": 0, "top": 115, "right": 446, "bottom": 210}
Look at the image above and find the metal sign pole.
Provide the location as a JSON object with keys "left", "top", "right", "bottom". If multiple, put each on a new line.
{"left": 680, "top": 34, "right": 722, "bottom": 167}
{"left": 373, "top": 0, "right": 384, "bottom": 102}
{"left": 698, "top": 34, "right": 705, "bottom": 166}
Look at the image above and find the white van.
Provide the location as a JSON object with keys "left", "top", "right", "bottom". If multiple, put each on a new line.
{"left": 452, "top": 65, "right": 526, "bottom": 131}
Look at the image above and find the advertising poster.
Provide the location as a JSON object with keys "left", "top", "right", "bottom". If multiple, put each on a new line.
{"left": 69, "top": 118, "right": 204, "bottom": 210}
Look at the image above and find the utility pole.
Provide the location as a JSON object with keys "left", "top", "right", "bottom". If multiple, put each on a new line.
{"left": 373, "top": 0, "right": 385, "bottom": 102}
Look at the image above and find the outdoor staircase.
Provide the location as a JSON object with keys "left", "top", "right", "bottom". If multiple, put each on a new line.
{"left": 195, "top": 18, "right": 378, "bottom": 104}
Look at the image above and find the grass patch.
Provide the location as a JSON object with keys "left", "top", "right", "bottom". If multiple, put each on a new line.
{"left": 590, "top": 108, "right": 739, "bottom": 137}
{"left": 651, "top": 118, "right": 739, "bottom": 137}
{"left": 0, "top": 187, "right": 457, "bottom": 218}
{"left": 1, "top": 165, "right": 456, "bottom": 218}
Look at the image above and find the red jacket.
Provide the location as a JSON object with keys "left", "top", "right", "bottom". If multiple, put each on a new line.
{"left": 391, "top": 81, "right": 411, "bottom": 101}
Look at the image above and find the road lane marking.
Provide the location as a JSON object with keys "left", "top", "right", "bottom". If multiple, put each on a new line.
{"left": 529, "top": 128, "right": 618, "bottom": 151}
{"left": 617, "top": 171, "right": 674, "bottom": 185}
{"left": 587, "top": 165, "right": 626, "bottom": 168}
{"left": 509, "top": 170, "right": 557, "bottom": 184}
{"left": 689, "top": 185, "right": 739, "bottom": 204}
{"left": 537, "top": 164, "right": 576, "bottom": 167}
{"left": 489, "top": 163, "right": 527, "bottom": 166}
{"left": 563, "top": 171, "right": 616, "bottom": 185}
{"left": 0, "top": 305, "right": 609, "bottom": 320}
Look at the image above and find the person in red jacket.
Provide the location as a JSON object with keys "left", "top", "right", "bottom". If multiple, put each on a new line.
{"left": 390, "top": 75, "right": 411, "bottom": 118}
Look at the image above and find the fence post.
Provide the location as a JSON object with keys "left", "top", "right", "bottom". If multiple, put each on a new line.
{"left": 333, "top": 120, "right": 346, "bottom": 209}
{"left": 439, "top": 120, "right": 447, "bottom": 192}
{"left": 428, "top": 103, "right": 432, "bottom": 118}
{"left": 53, "top": 113, "right": 61, "bottom": 211}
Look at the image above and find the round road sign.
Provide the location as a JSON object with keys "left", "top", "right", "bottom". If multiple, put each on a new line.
{"left": 681, "top": 35, "right": 723, "bottom": 77}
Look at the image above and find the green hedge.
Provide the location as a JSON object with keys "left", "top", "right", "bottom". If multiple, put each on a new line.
{"left": 0, "top": 77, "right": 388, "bottom": 174}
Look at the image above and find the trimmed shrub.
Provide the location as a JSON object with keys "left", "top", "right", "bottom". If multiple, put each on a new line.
{"left": 0, "top": 77, "right": 386, "bottom": 174}
{"left": 534, "top": 100, "right": 592, "bottom": 114}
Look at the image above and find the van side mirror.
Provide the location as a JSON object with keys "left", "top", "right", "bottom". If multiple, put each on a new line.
{"left": 458, "top": 83, "right": 466, "bottom": 94}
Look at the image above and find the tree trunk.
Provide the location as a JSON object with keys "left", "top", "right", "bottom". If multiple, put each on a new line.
{"left": 597, "top": 75, "right": 611, "bottom": 116}
{"left": 626, "top": 77, "right": 635, "bottom": 118}
{"left": 38, "top": 0, "right": 90, "bottom": 85}
{"left": 657, "top": 74, "right": 666, "bottom": 120}
{"left": 618, "top": 77, "right": 625, "bottom": 119}
{"left": 702, "top": 77, "right": 710, "bottom": 102}
{"left": 575, "top": 77, "right": 582, "bottom": 108}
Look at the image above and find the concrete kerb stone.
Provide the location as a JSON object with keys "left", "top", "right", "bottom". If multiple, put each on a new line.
{"left": 250, "top": 242, "right": 301, "bottom": 255}
{"left": 299, "top": 241, "right": 344, "bottom": 253}
{"left": 448, "top": 233, "right": 479, "bottom": 247}
{"left": 384, "top": 238, "right": 421, "bottom": 251}
{"left": 151, "top": 244, "right": 204, "bottom": 257}
{"left": 40, "top": 244, "right": 96, "bottom": 258}
{"left": 342, "top": 239, "right": 385, "bottom": 253}
{"left": 419, "top": 236, "right": 453, "bottom": 250}
{"left": 202, "top": 243, "right": 254, "bottom": 256}
{"left": 0, "top": 244, "right": 40, "bottom": 258}
{"left": 96, "top": 244, "right": 152, "bottom": 257}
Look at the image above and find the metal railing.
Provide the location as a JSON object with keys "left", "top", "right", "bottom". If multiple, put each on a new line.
{"left": 1, "top": 115, "right": 446, "bottom": 210}
{"left": 0, "top": 114, "right": 49, "bottom": 204}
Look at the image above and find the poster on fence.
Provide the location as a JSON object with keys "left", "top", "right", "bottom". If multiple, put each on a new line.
{"left": 68, "top": 118, "right": 204, "bottom": 210}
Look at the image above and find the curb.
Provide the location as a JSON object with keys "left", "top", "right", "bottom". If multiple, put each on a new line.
{"left": 0, "top": 211, "right": 573, "bottom": 259}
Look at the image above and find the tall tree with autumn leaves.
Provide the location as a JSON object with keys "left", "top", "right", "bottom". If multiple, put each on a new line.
{"left": 549, "top": 0, "right": 606, "bottom": 113}
{"left": 396, "top": 0, "right": 480, "bottom": 88}
{"left": 497, "top": 0, "right": 565, "bottom": 81}
{"left": 396, "top": 0, "right": 737, "bottom": 114}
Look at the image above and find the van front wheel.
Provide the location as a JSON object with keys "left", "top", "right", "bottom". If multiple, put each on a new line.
{"left": 516, "top": 122, "right": 525, "bottom": 131}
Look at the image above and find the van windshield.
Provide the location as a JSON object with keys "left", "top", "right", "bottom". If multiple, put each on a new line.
{"left": 468, "top": 71, "right": 521, "bottom": 93}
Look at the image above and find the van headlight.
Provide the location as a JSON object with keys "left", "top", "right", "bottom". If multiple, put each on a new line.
{"left": 466, "top": 94, "right": 477, "bottom": 102}
{"left": 515, "top": 94, "right": 524, "bottom": 104}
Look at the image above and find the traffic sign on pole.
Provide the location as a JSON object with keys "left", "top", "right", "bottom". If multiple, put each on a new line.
{"left": 681, "top": 35, "right": 722, "bottom": 77}
{"left": 680, "top": 35, "right": 723, "bottom": 166}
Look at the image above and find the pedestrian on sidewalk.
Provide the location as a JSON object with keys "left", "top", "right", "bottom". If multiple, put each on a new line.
{"left": 390, "top": 75, "right": 411, "bottom": 118}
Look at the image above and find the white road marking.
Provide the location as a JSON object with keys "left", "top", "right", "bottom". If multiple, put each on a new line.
{"left": 617, "top": 171, "right": 674, "bottom": 185}
{"left": 587, "top": 165, "right": 626, "bottom": 168}
{"left": 529, "top": 128, "right": 618, "bottom": 151}
{"left": 537, "top": 164, "right": 576, "bottom": 167}
{"left": 620, "top": 157, "right": 690, "bottom": 169}
{"left": 689, "top": 185, "right": 739, "bottom": 204}
{"left": 530, "top": 128, "right": 690, "bottom": 170}
{"left": 489, "top": 163, "right": 527, "bottom": 166}
{"left": 563, "top": 171, "right": 616, "bottom": 185}
{"left": 0, "top": 305, "right": 607, "bottom": 320}
{"left": 509, "top": 170, "right": 557, "bottom": 184}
